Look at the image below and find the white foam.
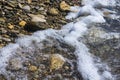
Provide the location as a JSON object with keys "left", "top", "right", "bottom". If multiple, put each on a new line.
{"left": 82, "top": 0, "right": 116, "bottom": 7}
{"left": 0, "top": 44, "right": 19, "bottom": 73}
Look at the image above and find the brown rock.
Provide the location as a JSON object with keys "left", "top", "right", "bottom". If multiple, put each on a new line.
{"left": 60, "top": 1, "right": 70, "bottom": 11}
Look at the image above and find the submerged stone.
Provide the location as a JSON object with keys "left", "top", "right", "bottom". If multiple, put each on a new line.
{"left": 7, "top": 58, "right": 22, "bottom": 71}
{"left": 50, "top": 54, "right": 65, "bottom": 70}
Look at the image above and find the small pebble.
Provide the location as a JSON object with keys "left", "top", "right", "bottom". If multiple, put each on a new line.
{"left": 22, "top": 5, "right": 31, "bottom": 11}
{"left": 19, "top": 20, "right": 26, "bottom": 27}
{"left": 8, "top": 24, "right": 14, "bottom": 29}
{"left": 48, "top": 8, "right": 59, "bottom": 15}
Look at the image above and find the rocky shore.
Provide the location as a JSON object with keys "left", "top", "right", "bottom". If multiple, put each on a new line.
{"left": 0, "top": 0, "right": 81, "bottom": 48}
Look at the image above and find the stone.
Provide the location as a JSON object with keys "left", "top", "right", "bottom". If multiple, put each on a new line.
{"left": 2, "top": 37, "right": 11, "bottom": 42}
{"left": 48, "top": 8, "right": 59, "bottom": 15}
{"left": 28, "top": 0, "right": 32, "bottom": 4}
{"left": 19, "top": 20, "right": 26, "bottom": 27}
{"left": 18, "top": 3, "right": 23, "bottom": 8}
{"left": 88, "top": 27, "right": 106, "bottom": 38}
{"left": 8, "top": 58, "right": 22, "bottom": 71}
{"left": 0, "top": 45, "right": 3, "bottom": 48}
{"left": 28, "top": 14, "right": 46, "bottom": 22}
{"left": 8, "top": 24, "right": 14, "bottom": 29}
{"left": 29, "top": 65, "right": 37, "bottom": 72}
{"left": 50, "top": 54, "right": 65, "bottom": 70}
{"left": 22, "top": 5, "right": 31, "bottom": 11}
{"left": 60, "top": 1, "right": 70, "bottom": 11}
{"left": 24, "top": 22, "right": 45, "bottom": 32}
{"left": 0, "top": 18, "right": 5, "bottom": 22}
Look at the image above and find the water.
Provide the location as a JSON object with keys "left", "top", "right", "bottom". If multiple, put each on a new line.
{"left": 0, "top": 0, "right": 120, "bottom": 80}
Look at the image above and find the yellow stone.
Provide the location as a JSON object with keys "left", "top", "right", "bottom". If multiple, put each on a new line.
{"left": 8, "top": 24, "right": 14, "bottom": 29}
{"left": 50, "top": 54, "right": 65, "bottom": 70}
{"left": 19, "top": 20, "right": 26, "bottom": 27}
{"left": 29, "top": 65, "right": 37, "bottom": 72}
{"left": 60, "top": 1, "right": 70, "bottom": 11}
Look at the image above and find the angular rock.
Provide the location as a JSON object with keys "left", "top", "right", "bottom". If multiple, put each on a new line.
{"left": 28, "top": 14, "right": 46, "bottom": 22}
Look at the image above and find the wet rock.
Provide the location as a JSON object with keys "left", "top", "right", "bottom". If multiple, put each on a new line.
{"left": 2, "top": 37, "right": 11, "bottom": 42}
{"left": 18, "top": 3, "right": 23, "bottom": 8}
{"left": 4, "top": 6, "right": 13, "bottom": 10}
{"left": 0, "top": 18, "right": 5, "bottom": 22}
{"left": 60, "top": 1, "right": 70, "bottom": 11}
{"left": 7, "top": 58, "right": 22, "bottom": 71}
{"left": 1, "top": 28, "right": 7, "bottom": 33}
{"left": 0, "top": 74, "right": 6, "bottom": 80}
{"left": 50, "top": 54, "right": 65, "bottom": 70}
{"left": 0, "top": 45, "right": 3, "bottom": 48}
{"left": 8, "top": 24, "right": 14, "bottom": 29}
{"left": 85, "top": 26, "right": 106, "bottom": 43}
{"left": 28, "top": 14, "right": 46, "bottom": 22}
{"left": 48, "top": 8, "right": 59, "bottom": 15}
{"left": 88, "top": 27, "right": 106, "bottom": 38}
{"left": 22, "top": 5, "right": 31, "bottom": 11}
{"left": 19, "top": 20, "right": 26, "bottom": 27}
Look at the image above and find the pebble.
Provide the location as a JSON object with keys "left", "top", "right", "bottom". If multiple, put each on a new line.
{"left": 60, "top": 1, "right": 70, "bottom": 11}
{"left": 28, "top": 0, "right": 32, "bottom": 4}
{"left": 3, "top": 34, "right": 9, "bottom": 38}
{"left": 19, "top": 20, "right": 26, "bottom": 27}
{"left": 18, "top": 3, "right": 23, "bottom": 8}
{"left": 1, "top": 28, "right": 7, "bottom": 33}
{"left": 48, "top": 8, "right": 59, "bottom": 15}
{"left": 22, "top": 5, "right": 31, "bottom": 11}
{"left": 8, "top": 24, "right": 14, "bottom": 29}
{"left": 0, "top": 18, "right": 5, "bottom": 22}
{"left": 28, "top": 14, "right": 46, "bottom": 22}
{"left": 2, "top": 37, "right": 11, "bottom": 42}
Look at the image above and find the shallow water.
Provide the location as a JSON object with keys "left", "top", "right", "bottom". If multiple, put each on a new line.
{"left": 0, "top": 0, "right": 120, "bottom": 80}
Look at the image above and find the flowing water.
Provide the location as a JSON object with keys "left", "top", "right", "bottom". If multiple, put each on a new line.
{"left": 0, "top": 0, "right": 120, "bottom": 80}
